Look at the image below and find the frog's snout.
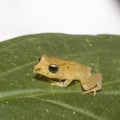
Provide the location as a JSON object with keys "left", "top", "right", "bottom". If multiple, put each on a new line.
{"left": 33, "top": 66, "right": 41, "bottom": 73}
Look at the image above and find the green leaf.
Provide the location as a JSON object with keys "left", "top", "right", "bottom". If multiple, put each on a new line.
{"left": 0, "top": 33, "right": 120, "bottom": 120}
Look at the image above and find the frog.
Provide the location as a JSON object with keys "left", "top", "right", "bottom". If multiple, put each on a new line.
{"left": 34, "top": 55, "right": 102, "bottom": 95}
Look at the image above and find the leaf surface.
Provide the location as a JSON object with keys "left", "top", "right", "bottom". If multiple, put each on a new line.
{"left": 0, "top": 33, "right": 120, "bottom": 120}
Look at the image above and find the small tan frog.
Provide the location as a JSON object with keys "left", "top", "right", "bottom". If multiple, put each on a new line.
{"left": 34, "top": 55, "right": 102, "bottom": 95}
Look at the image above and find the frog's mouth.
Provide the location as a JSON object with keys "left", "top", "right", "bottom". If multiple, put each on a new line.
{"left": 34, "top": 73, "right": 54, "bottom": 83}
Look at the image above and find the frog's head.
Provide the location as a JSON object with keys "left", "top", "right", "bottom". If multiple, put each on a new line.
{"left": 34, "top": 55, "right": 62, "bottom": 79}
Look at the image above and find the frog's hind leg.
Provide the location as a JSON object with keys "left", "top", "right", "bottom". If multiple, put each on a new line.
{"left": 82, "top": 73, "right": 102, "bottom": 96}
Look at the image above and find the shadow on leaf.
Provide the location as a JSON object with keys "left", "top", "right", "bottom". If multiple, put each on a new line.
{"left": 34, "top": 74, "right": 76, "bottom": 87}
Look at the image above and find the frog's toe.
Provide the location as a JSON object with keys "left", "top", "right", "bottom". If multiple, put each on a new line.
{"left": 82, "top": 89, "right": 96, "bottom": 96}
{"left": 51, "top": 82, "right": 59, "bottom": 86}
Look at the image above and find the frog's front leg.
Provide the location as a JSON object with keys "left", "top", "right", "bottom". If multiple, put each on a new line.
{"left": 81, "top": 73, "right": 102, "bottom": 96}
{"left": 51, "top": 79, "right": 73, "bottom": 87}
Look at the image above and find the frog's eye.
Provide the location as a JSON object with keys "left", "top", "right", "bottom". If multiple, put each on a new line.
{"left": 49, "top": 64, "right": 58, "bottom": 73}
{"left": 38, "top": 57, "right": 41, "bottom": 61}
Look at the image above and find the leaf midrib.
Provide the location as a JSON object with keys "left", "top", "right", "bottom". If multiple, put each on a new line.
{"left": 0, "top": 87, "right": 120, "bottom": 101}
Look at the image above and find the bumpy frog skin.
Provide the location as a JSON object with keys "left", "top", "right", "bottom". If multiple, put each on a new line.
{"left": 34, "top": 55, "right": 102, "bottom": 95}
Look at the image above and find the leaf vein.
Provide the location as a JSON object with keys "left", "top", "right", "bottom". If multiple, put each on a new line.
{"left": 103, "top": 80, "right": 120, "bottom": 86}
{"left": 39, "top": 98, "right": 104, "bottom": 120}
{"left": 0, "top": 62, "right": 33, "bottom": 77}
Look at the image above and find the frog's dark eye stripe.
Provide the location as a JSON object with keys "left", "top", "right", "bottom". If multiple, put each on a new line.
{"left": 49, "top": 64, "right": 58, "bottom": 73}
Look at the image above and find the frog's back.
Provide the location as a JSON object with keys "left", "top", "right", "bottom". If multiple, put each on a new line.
{"left": 58, "top": 60, "right": 90, "bottom": 80}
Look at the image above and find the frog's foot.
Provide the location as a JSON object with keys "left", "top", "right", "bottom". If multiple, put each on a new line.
{"left": 51, "top": 79, "right": 73, "bottom": 88}
{"left": 51, "top": 81, "right": 62, "bottom": 87}
{"left": 83, "top": 88, "right": 97, "bottom": 96}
